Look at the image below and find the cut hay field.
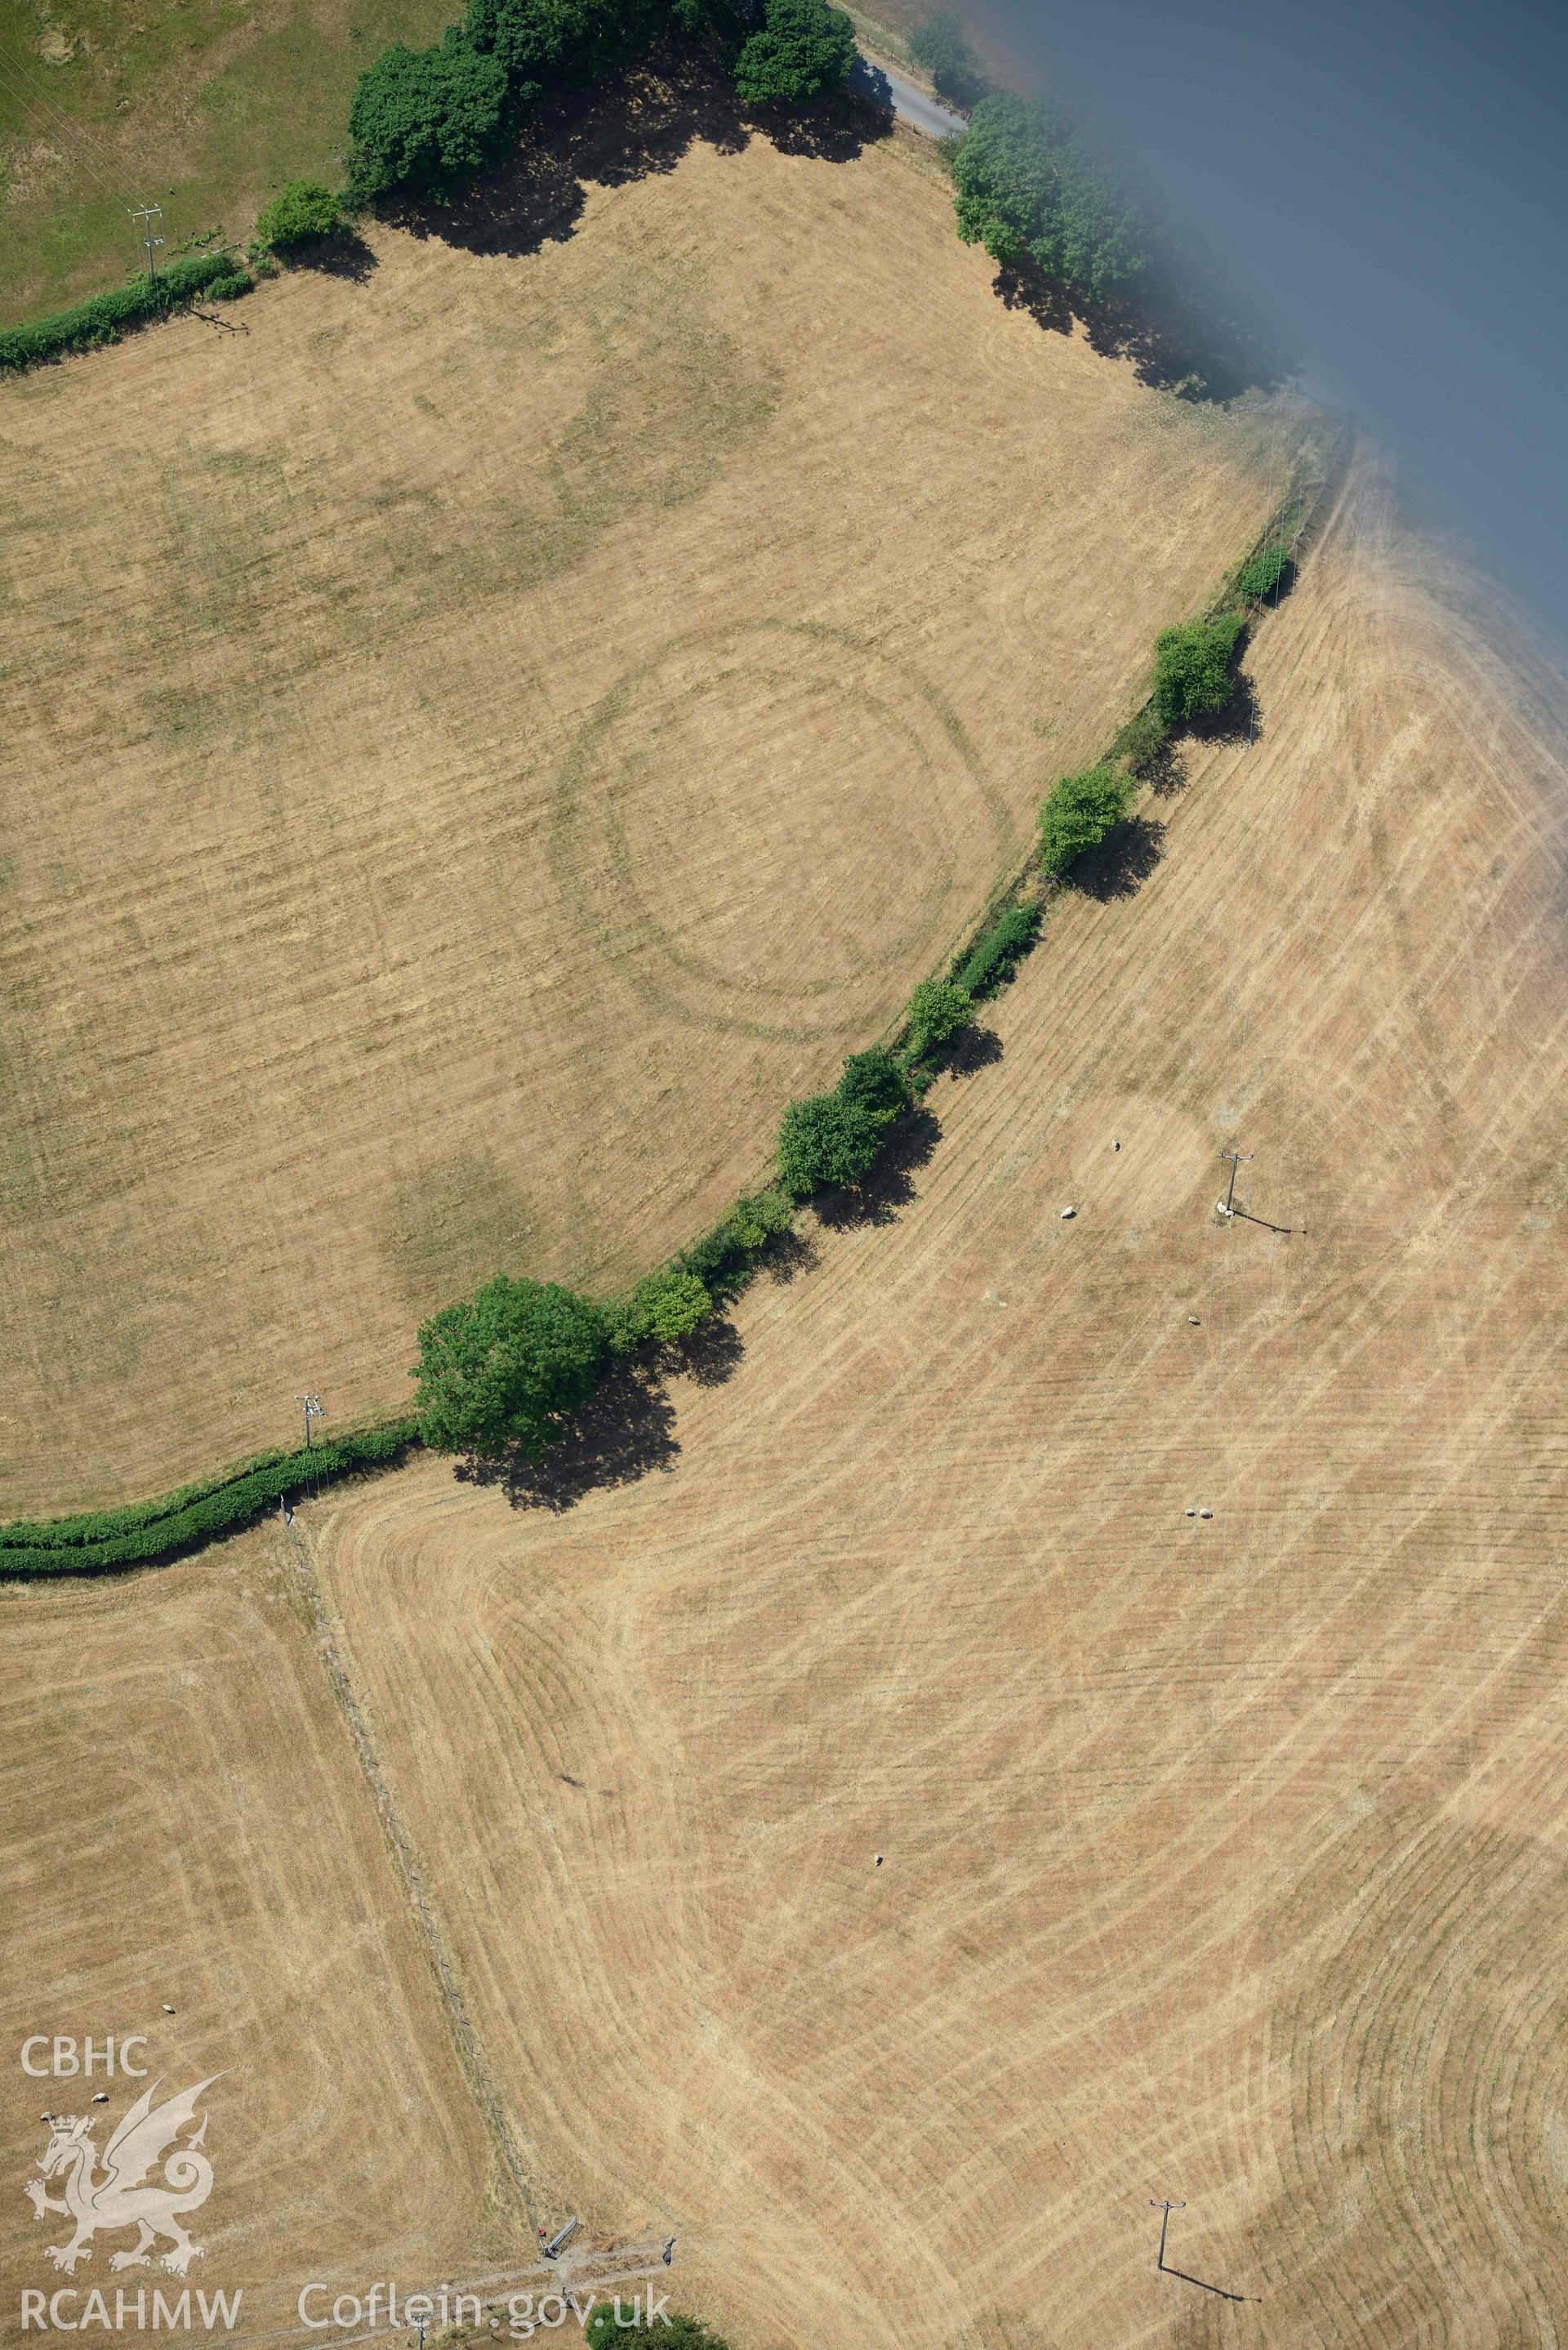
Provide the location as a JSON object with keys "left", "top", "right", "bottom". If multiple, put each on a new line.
{"left": 0, "top": 1515, "right": 498, "bottom": 2322}
{"left": 5, "top": 463, "right": 1565, "bottom": 2346}
{"left": 0, "top": 110, "right": 1307, "bottom": 1517}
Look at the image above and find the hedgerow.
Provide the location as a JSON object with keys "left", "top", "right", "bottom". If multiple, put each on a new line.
{"left": 955, "top": 902, "right": 1040, "bottom": 997}
{"left": 0, "top": 253, "right": 252, "bottom": 376}
{"left": 1152, "top": 611, "right": 1246, "bottom": 725}
{"left": 1235, "top": 544, "right": 1293, "bottom": 602}
{"left": 1037, "top": 764, "right": 1134, "bottom": 879}
{"left": 0, "top": 1421, "right": 419, "bottom": 1579}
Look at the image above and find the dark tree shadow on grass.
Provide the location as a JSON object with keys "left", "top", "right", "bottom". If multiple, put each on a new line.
{"left": 1187, "top": 671, "right": 1262, "bottom": 747}
{"left": 1142, "top": 740, "right": 1189, "bottom": 797}
{"left": 1071, "top": 813, "right": 1166, "bottom": 901}
{"left": 288, "top": 229, "right": 379, "bottom": 284}
{"left": 672, "top": 1314, "right": 744, "bottom": 1387}
{"left": 457, "top": 1363, "right": 679, "bottom": 1512}
{"left": 991, "top": 246, "right": 1299, "bottom": 404}
{"left": 383, "top": 49, "right": 886, "bottom": 261}
{"left": 815, "top": 1108, "right": 941, "bottom": 1230}
{"left": 763, "top": 1225, "right": 818, "bottom": 1284}
{"left": 993, "top": 261, "right": 1073, "bottom": 339}
{"left": 947, "top": 1023, "right": 1004, "bottom": 1077}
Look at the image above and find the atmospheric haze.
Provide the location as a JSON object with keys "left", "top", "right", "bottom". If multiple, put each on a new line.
{"left": 977, "top": 0, "right": 1568, "bottom": 647}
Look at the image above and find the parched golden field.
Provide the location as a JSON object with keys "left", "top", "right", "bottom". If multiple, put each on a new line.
{"left": 4, "top": 466, "right": 1566, "bottom": 2348}
{"left": 0, "top": 113, "right": 1306, "bottom": 1517}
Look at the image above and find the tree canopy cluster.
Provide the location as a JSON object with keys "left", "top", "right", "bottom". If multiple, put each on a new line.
{"left": 905, "top": 974, "right": 973, "bottom": 1059}
{"left": 412, "top": 1274, "right": 608, "bottom": 1459}
{"left": 777, "top": 1046, "right": 908, "bottom": 1197}
{"left": 254, "top": 180, "right": 343, "bottom": 251}
{"left": 348, "top": 0, "right": 858, "bottom": 198}
{"left": 348, "top": 29, "right": 512, "bottom": 198}
{"left": 1152, "top": 611, "right": 1246, "bottom": 725}
{"left": 951, "top": 91, "right": 1149, "bottom": 300}
{"left": 1037, "top": 764, "right": 1133, "bottom": 879}
{"left": 733, "top": 0, "right": 856, "bottom": 106}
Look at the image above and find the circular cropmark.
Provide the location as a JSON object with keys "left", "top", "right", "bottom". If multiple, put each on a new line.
{"left": 552, "top": 620, "right": 1008, "bottom": 1041}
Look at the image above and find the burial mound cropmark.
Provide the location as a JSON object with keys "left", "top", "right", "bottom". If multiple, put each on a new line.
{"left": 553, "top": 620, "right": 1008, "bottom": 1042}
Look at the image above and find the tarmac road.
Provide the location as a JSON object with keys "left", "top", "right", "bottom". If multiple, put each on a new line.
{"left": 849, "top": 54, "right": 969, "bottom": 140}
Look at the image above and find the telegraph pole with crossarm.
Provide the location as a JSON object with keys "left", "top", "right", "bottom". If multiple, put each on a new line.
{"left": 129, "top": 203, "right": 163, "bottom": 281}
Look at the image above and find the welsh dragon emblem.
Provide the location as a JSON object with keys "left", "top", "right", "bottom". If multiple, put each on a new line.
{"left": 24, "top": 2077, "right": 220, "bottom": 2276}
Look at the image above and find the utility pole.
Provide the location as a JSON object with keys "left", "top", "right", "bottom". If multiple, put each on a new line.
{"left": 1151, "top": 2199, "right": 1186, "bottom": 2272}
{"left": 129, "top": 203, "right": 163, "bottom": 281}
{"left": 294, "top": 1393, "right": 323, "bottom": 1448}
{"left": 1216, "top": 1148, "right": 1302, "bottom": 1235}
{"left": 1150, "top": 2196, "right": 1252, "bottom": 2303}
{"left": 1219, "top": 1149, "right": 1254, "bottom": 1215}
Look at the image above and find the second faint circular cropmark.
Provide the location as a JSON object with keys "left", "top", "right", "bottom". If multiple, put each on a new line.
{"left": 554, "top": 620, "right": 1007, "bottom": 1041}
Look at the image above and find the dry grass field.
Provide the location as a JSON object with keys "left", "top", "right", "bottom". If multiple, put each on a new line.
{"left": 6, "top": 462, "right": 1564, "bottom": 2347}
{"left": 0, "top": 1516, "right": 498, "bottom": 2325}
{"left": 298, "top": 467, "right": 1568, "bottom": 2348}
{"left": 0, "top": 112, "right": 1306, "bottom": 1517}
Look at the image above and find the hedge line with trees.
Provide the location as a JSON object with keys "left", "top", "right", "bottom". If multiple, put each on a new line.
{"left": 347, "top": 0, "right": 858, "bottom": 200}
{"left": 2, "top": 487, "right": 1316, "bottom": 1568}
{"left": 0, "top": 252, "right": 253, "bottom": 375}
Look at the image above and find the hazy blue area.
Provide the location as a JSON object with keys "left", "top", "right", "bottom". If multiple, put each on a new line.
{"left": 977, "top": 0, "right": 1568, "bottom": 643}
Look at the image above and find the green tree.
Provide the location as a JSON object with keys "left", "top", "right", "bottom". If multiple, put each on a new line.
{"left": 607, "top": 1265, "right": 712, "bottom": 1353}
{"left": 1107, "top": 704, "right": 1169, "bottom": 776}
{"left": 412, "top": 1274, "right": 607, "bottom": 1459}
{"left": 952, "top": 91, "right": 1147, "bottom": 298}
{"left": 254, "top": 181, "right": 342, "bottom": 252}
{"left": 1152, "top": 612, "right": 1245, "bottom": 725}
{"left": 719, "top": 1186, "right": 794, "bottom": 1253}
{"left": 1037, "top": 765, "right": 1133, "bottom": 879}
{"left": 733, "top": 0, "right": 857, "bottom": 106}
{"left": 837, "top": 1045, "right": 908, "bottom": 1129}
{"left": 1235, "top": 545, "right": 1291, "bottom": 601}
{"left": 348, "top": 31, "right": 511, "bottom": 199}
{"left": 906, "top": 974, "right": 972, "bottom": 1056}
{"left": 956, "top": 900, "right": 1039, "bottom": 996}
{"left": 776, "top": 1091, "right": 882, "bottom": 1197}
{"left": 906, "top": 10, "right": 987, "bottom": 108}
{"left": 462, "top": 0, "right": 658, "bottom": 93}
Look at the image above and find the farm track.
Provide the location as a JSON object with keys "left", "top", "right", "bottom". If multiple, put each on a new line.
{"left": 283, "top": 1516, "right": 545, "bottom": 2238}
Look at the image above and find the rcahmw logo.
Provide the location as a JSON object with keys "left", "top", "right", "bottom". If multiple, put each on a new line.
{"left": 18, "top": 2056, "right": 239, "bottom": 2333}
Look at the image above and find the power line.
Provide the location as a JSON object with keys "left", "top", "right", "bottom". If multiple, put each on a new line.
{"left": 0, "top": 52, "right": 147, "bottom": 212}
{"left": 0, "top": 42, "right": 152, "bottom": 199}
